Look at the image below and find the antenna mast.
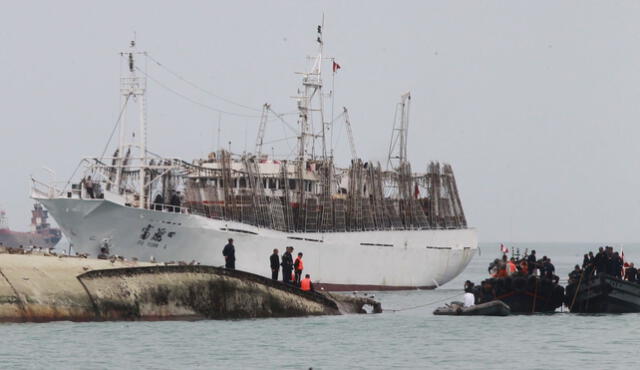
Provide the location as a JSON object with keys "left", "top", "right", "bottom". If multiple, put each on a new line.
{"left": 117, "top": 40, "right": 148, "bottom": 208}
{"left": 296, "top": 19, "right": 326, "bottom": 162}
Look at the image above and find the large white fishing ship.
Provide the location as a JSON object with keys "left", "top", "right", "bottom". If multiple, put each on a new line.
{"left": 32, "top": 26, "right": 477, "bottom": 290}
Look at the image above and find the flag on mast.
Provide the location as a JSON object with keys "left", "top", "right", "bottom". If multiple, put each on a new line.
{"left": 333, "top": 61, "right": 341, "bottom": 73}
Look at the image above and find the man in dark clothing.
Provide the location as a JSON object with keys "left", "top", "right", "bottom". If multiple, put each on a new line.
{"left": 610, "top": 252, "right": 623, "bottom": 279}
{"left": 153, "top": 193, "right": 164, "bottom": 211}
{"left": 170, "top": 191, "right": 181, "bottom": 213}
{"left": 625, "top": 263, "right": 637, "bottom": 282}
{"left": 270, "top": 249, "right": 280, "bottom": 280}
{"left": 594, "top": 247, "right": 606, "bottom": 275}
{"left": 546, "top": 258, "right": 555, "bottom": 276}
{"left": 222, "top": 238, "right": 235, "bottom": 269}
{"left": 281, "top": 246, "right": 294, "bottom": 284}
{"left": 568, "top": 265, "right": 582, "bottom": 284}
{"left": 582, "top": 252, "right": 595, "bottom": 276}
{"left": 527, "top": 250, "right": 537, "bottom": 276}
{"left": 539, "top": 256, "right": 549, "bottom": 277}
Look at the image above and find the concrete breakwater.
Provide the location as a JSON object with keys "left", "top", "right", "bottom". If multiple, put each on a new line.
{"left": 0, "top": 252, "right": 380, "bottom": 322}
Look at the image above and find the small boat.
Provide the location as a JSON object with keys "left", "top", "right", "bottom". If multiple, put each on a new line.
{"left": 433, "top": 300, "right": 511, "bottom": 316}
{"left": 565, "top": 274, "right": 640, "bottom": 313}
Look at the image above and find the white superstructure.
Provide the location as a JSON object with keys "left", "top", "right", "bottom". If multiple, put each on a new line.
{"left": 32, "top": 26, "right": 477, "bottom": 290}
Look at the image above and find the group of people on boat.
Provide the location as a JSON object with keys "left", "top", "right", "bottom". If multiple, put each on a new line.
{"left": 153, "top": 191, "right": 183, "bottom": 212}
{"left": 487, "top": 250, "right": 558, "bottom": 283}
{"left": 569, "top": 246, "right": 637, "bottom": 284}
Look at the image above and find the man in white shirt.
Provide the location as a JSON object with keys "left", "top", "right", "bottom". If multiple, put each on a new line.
{"left": 463, "top": 291, "right": 475, "bottom": 307}
{"left": 463, "top": 280, "right": 475, "bottom": 307}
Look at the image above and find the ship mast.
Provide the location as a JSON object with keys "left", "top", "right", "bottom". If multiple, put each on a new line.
{"left": 116, "top": 40, "right": 148, "bottom": 208}
{"left": 296, "top": 20, "right": 327, "bottom": 162}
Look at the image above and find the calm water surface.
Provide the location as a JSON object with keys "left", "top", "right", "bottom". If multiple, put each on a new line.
{"left": 1, "top": 243, "right": 639, "bottom": 369}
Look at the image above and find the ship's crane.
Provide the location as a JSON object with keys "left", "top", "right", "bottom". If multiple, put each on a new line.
{"left": 254, "top": 103, "right": 270, "bottom": 157}
{"left": 386, "top": 92, "right": 411, "bottom": 170}
{"left": 342, "top": 107, "right": 358, "bottom": 160}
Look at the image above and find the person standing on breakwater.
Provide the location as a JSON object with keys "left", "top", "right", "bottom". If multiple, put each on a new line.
{"left": 222, "top": 238, "right": 235, "bottom": 269}
{"left": 281, "top": 246, "right": 294, "bottom": 284}
{"left": 270, "top": 249, "right": 280, "bottom": 280}
{"left": 294, "top": 252, "right": 304, "bottom": 285}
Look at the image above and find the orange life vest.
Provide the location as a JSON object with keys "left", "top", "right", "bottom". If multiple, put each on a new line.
{"left": 295, "top": 257, "right": 304, "bottom": 271}
{"left": 508, "top": 261, "right": 517, "bottom": 274}
{"left": 300, "top": 278, "right": 312, "bottom": 291}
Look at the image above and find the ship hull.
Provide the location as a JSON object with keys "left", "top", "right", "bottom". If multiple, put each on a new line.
{"left": 566, "top": 274, "right": 640, "bottom": 313}
{"left": 38, "top": 198, "right": 477, "bottom": 290}
{"left": 0, "top": 229, "right": 60, "bottom": 249}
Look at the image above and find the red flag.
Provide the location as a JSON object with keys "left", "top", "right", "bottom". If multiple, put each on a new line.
{"left": 500, "top": 244, "right": 509, "bottom": 254}
{"left": 414, "top": 183, "right": 420, "bottom": 199}
{"left": 333, "top": 61, "right": 341, "bottom": 73}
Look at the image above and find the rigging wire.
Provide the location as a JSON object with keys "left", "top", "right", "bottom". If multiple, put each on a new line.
{"left": 135, "top": 66, "right": 261, "bottom": 118}
{"left": 99, "top": 94, "right": 131, "bottom": 161}
{"left": 268, "top": 107, "right": 298, "bottom": 134}
{"left": 146, "top": 53, "right": 263, "bottom": 113}
{"left": 260, "top": 136, "right": 298, "bottom": 146}
{"left": 59, "top": 94, "right": 132, "bottom": 196}
{"left": 384, "top": 292, "right": 463, "bottom": 312}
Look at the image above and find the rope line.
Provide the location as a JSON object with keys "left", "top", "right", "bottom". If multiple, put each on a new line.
{"left": 384, "top": 292, "right": 462, "bottom": 312}
{"left": 99, "top": 94, "right": 131, "bottom": 161}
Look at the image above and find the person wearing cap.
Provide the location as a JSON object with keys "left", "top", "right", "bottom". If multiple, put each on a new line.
{"left": 281, "top": 246, "right": 294, "bottom": 284}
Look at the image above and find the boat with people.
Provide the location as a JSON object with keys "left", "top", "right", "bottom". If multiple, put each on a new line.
{"left": 565, "top": 246, "right": 640, "bottom": 313}
{"left": 464, "top": 247, "right": 564, "bottom": 313}
{"left": 30, "top": 25, "right": 477, "bottom": 291}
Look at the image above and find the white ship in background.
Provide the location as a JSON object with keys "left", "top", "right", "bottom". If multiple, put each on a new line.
{"left": 32, "top": 26, "right": 477, "bottom": 290}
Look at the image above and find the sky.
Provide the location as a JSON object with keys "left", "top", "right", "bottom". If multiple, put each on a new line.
{"left": 2, "top": 1, "right": 640, "bottom": 243}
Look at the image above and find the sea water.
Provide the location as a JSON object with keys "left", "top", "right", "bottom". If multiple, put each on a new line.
{"left": 1, "top": 243, "right": 639, "bottom": 369}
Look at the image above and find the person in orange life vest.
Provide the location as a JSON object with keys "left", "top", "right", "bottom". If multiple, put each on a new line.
{"left": 300, "top": 274, "right": 313, "bottom": 291}
{"left": 507, "top": 258, "right": 517, "bottom": 275}
{"left": 496, "top": 265, "right": 508, "bottom": 278}
{"left": 294, "top": 252, "right": 304, "bottom": 285}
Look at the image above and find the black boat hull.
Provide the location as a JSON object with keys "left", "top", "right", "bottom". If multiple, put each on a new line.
{"left": 477, "top": 276, "right": 564, "bottom": 313}
{"left": 565, "top": 274, "right": 640, "bottom": 313}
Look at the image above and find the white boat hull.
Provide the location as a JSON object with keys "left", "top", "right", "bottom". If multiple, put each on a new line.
{"left": 38, "top": 198, "right": 477, "bottom": 290}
